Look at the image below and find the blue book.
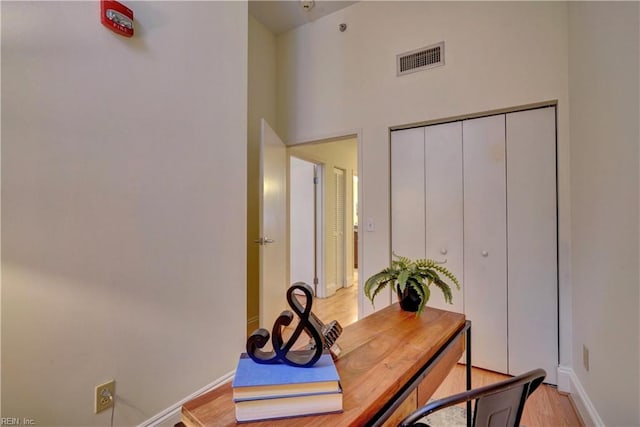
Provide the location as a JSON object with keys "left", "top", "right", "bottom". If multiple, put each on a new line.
{"left": 232, "top": 352, "right": 341, "bottom": 401}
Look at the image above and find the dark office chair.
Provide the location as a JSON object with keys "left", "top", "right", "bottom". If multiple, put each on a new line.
{"left": 398, "top": 368, "right": 546, "bottom": 427}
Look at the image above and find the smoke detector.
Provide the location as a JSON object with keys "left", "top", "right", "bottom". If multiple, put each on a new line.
{"left": 301, "top": 0, "right": 315, "bottom": 11}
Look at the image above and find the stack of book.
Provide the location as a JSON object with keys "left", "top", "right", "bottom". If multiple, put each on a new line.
{"left": 231, "top": 352, "right": 343, "bottom": 422}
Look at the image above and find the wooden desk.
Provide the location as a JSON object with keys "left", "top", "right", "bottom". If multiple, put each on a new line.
{"left": 182, "top": 304, "right": 471, "bottom": 427}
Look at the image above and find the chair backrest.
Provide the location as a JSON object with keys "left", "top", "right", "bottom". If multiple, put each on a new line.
{"left": 398, "top": 368, "right": 546, "bottom": 427}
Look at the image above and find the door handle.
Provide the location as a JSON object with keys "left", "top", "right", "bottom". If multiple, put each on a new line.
{"left": 253, "top": 237, "right": 275, "bottom": 245}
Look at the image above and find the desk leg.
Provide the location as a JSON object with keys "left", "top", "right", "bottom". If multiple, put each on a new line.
{"left": 466, "top": 322, "right": 472, "bottom": 427}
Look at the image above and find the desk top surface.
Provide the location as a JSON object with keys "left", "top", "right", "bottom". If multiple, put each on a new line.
{"left": 182, "top": 303, "right": 465, "bottom": 427}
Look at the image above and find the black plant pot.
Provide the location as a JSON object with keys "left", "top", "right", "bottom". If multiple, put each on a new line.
{"left": 396, "top": 284, "right": 422, "bottom": 312}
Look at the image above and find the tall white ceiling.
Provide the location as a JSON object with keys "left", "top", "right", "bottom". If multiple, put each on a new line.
{"left": 249, "top": 1, "right": 357, "bottom": 35}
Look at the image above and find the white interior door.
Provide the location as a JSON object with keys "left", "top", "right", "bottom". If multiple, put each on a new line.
{"left": 463, "top": 114, "right": 508, "bottom": 374}
{"left": 289, "top": 156, "right": 316, "bottom": 290}
{"left": 506, "top": 107, "right": 558, "bottom": 383}
{"left": 259, "top": 119, "right": 287, "bottom": 328}
{"left": 425, "top": 122, "right": 464, "bottom": 313}
{"left": 391, "top": 127, "right": 426, "bottom": 261}
{"left": 333, "top": 168, "right": 346, "bottom": 288}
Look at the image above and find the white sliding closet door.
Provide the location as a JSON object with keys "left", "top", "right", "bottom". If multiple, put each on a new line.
{"left": 425, "top": 122, "right": 463, "bottom": 313}
{"left": 506, "top": 107, "right": 558, "bottom": 383}
{"left": 391, "top": 128, "right": 426, "bottom": 261}
{"left": 391, "top": 108, "right": 558, "bottom": 380}
{"left": 463, "top": 115, "right": 508, "bottom": 374}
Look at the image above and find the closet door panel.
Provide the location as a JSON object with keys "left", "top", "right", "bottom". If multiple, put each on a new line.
{"left": 506, "top": 107, "right": 558, "bottom": 384}
{"left": 425, "top": 122, "right": 464, "bottom": 313}
{"left": 391, "top": 128, "right": 426, "bottom": 261}
{"left": 463, "top": 115, "right": 508, "bottom": 374}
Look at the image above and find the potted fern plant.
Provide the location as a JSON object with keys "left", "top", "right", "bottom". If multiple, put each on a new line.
{"left": 364, "top": 254, "right": 460, "bottom": 315}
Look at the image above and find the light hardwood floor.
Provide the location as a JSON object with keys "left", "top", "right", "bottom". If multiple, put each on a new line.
{"left": 430, "top": 365, "right": 583, "bottom": 427}
{"left": 310, "top": 281, "right": 359, "bottom": 328}
{"left": 309, "top": 281, "right": 583, "bottom": 427}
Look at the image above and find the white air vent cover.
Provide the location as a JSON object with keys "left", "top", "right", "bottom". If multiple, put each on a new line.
{"left": 397, "top": 42, "right": 445, "bottom": 76}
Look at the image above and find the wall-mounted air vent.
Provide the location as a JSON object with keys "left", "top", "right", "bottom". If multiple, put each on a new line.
{"left": 397, "top": 42, "right": 445, "bottom": 76}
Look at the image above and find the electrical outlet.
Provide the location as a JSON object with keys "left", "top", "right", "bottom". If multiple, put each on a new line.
{"left": 95, "top": 380, "right": 115, "bottom": 414}
{"left": 583, "top": 345, "right": 590, "bottom": 372}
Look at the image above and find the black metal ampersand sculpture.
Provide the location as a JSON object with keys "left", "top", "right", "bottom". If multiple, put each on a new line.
{"left": 246, "top": 282, "right": 325, "bottom": 368}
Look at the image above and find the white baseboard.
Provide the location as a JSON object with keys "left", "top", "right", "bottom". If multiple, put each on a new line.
{"left": 557, "top": 366, "right": 604, "bottom": 427}
{"left": 137, "top": 371, "right": 235, "bottom": 427}
{"left": 556, "top": 366, "right": 572, "bottom": 393}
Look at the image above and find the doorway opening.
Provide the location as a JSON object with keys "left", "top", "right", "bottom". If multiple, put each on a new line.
{"left": 288, "top": 136, "right": 359, "bottom": 327}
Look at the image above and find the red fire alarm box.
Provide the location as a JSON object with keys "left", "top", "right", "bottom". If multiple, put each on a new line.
{"left": 101, "top": 0, "right": 134, "bottom": 38}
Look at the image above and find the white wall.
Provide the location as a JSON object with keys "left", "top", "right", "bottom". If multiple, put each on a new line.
{"left": 568, "top": 3, "right": 640, "bottom": 425}
{"left": 1, "top": 2, "right": 247, "bottom": 425}
{"left": 276, "top": 2, "right": 571, "bottom": 369}
{"left": 247, "top": 15, "right": 277, "bottom": 333}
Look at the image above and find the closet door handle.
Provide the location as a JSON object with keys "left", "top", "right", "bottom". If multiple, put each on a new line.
{"left": 440, "top": 248, "right": 448, "bottom": 255}
{"left": 481, "top": 250, "right": 489, "bottom": 257}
